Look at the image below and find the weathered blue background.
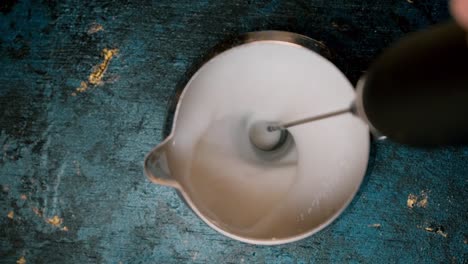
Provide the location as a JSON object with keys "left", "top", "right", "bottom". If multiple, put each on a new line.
{"left": 1, "top": 0, "right": 467, "bottom": 263}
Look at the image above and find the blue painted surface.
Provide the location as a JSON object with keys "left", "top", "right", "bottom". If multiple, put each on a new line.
{"left": 0, "top": 0, "right": 467, "bottom": 263}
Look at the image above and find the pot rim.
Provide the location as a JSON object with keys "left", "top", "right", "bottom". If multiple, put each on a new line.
{"left": 144, "top": 30, "right": 370, "bottom": 245}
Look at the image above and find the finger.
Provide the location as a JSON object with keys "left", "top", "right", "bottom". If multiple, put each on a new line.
{"left": 451, "top": 0, "right": 468, "bottom": 30}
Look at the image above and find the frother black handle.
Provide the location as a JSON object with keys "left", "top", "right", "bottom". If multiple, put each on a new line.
{"left": 361, "top": 21, "right": 468, "bottom": 146}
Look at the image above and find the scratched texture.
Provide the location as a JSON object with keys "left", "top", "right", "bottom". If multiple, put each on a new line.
{"left": 0, "top": 0, "right": 467, "bottom": 263}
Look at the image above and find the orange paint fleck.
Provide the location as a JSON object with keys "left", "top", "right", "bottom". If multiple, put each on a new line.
{"left": 424, "top": 226, "right": 448, "bottom": 238}
{"left": 436, "top": 230, "right": 448, "bottom": 238}
{"left": 407, "top": 194, "right": 417, "bottom": 208}
{"left": 73, "top": 48, "right": 118, "bottom": 95}
{"left": 88, "top": 48, "right": 118, "bottom": 85}
{"left": 73, "top": 81, "right": 89, "bottom": 95}
{"left": 46, "top": 215, "right": 63, "bottom": 227}
{"left": 16, "top": 256, "right": 26, "bottom": 264}
{"left": 407, "top": 191, "right": 429, "bottom": 208}
{"left": 7, "top": 211, "right": 14, "bottom": 219}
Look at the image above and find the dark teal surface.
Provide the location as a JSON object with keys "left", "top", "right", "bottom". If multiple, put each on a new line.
{"left": 0, "top": 0, "right": 467, "bottom": 263}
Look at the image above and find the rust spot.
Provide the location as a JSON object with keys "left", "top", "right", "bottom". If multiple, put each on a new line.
{"left": 7, "top": 211, "right": 14, "bottom": 219}
{"left": 62, "top": 226, "right": 69, "bottom": 232}
{"left": 20, "top": 194, "right": 27, "bottom": 200}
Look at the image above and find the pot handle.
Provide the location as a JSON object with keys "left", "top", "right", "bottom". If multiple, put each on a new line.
{"left": 359, "top": 21, "right": 468, "bottom": 146}
{"left": 144, "top": 140, "right": 181, "bottom": 189}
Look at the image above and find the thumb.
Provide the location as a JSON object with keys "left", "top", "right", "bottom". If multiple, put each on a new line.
{"left": 451, "top": 0, "right": 468, "bottom": 30}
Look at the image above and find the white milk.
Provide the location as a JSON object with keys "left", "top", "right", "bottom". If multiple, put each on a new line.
{"left": 165, "top": 41, "right": 369, "bottom": 239}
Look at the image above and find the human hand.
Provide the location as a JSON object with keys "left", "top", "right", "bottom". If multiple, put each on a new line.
{"left": 451, "top": 0, "right": 468, "bottom": 30}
